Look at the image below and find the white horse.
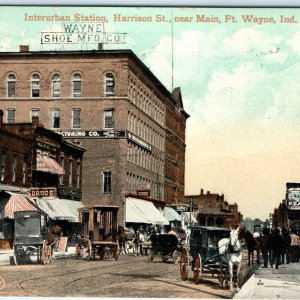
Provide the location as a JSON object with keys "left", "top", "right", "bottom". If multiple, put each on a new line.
{"left": 218, "top": 227, "right": 243, "bottom": 291}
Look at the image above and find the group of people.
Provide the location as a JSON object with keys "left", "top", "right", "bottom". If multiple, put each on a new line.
{"left": 259, "top": 226, "right": 300, "bottom": 269}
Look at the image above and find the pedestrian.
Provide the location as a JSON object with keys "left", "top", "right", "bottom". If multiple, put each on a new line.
{"left": 270, "top": 228, "right": 284, "bottom": 269}
{"left": 281, "top": 227, "right": 291, "bottom": 264}
{"left": 260, "top": 227, "right": 272, "bottom": 268}
{"left": 290, "top": 228, "right": 300, "bottom": 262}
{"left": 168, "top": 227, "right": 177, "bottom": 236}
{"left": 117, "top": 226, "right": 126, "bottom": 255}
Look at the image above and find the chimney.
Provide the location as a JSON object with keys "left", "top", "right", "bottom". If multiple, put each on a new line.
{"left": 98, "top": 43, "right": 103, "bottom": 50}
{"left": 200, "top": 189, "right": 204, "bottom": 195}
{"left": 19, "top": 45, "right": 29, "bottom": 52}
{"left": 0, "top": 110, "right": 3, "bottom": 127}
{"left": 207, "top": 191, "right": 210, "bottom": 195}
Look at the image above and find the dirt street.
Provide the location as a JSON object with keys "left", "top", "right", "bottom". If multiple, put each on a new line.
{"left": 0, "top": 251, "right": 255, "bottom": 298}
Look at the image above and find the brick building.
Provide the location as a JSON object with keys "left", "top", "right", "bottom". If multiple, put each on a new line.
{"left": 0, "top": 112, "right": 85, "bottom": 248}
{"left": 185, "top": 189, "right": 242, "bottom": 228}
{"left": 0, "top": 45, "right": 189, "bottom": 226}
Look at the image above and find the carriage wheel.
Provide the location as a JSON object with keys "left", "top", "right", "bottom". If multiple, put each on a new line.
{"left": 41, "top": 241, "right": 52, "bottom": 265}
{"left": 0, "top": 276, "right": 5, "bottom": 291}
{"left": 113, "top": 243, "right": 119, "bottom": 261}
{"left": 147, "top": 251, "right": 154, "bottom": 262}
{"left": 193, "top": 254, "right": 202, "bottom": 285}
{"left": 180, "top": 248, "right": 188, "bottom": 281}
{"left": 173, "top": 250, "right": 180, "bottom": 264}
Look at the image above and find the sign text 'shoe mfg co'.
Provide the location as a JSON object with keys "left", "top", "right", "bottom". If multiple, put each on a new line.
{"left": 41, "top": 22, "right": 126, "bottom": 44}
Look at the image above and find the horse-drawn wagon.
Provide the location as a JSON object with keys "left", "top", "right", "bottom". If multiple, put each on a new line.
{"left": 76, "top": 206, "right": 119, "bottom": 261}
{"left": 13, "top": 211, "right": 54, "bottom": 265}
{"left": 180, "top": 226, "right": 230, "bottom": 284}
{"left": 146, "top": 233, "right": 183, "bottom": 263}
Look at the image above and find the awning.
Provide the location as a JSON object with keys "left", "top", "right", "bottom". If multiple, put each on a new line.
{"left": 34, "top": 198, "right": 84, "bottom": 222}
{"left": 162, "top": 206, "right": 182, "bottom": 222}
{"left": 4, "top": 193, "right": 38, "bottom": 219}
{"left": 126, "top": 197, "right": 169, "bottom": 225}
{"left": 36, "top": 154, "right": 65, "bottom": 175}
{"left": 182, "top": 211, "right": 198, "bottom": 224}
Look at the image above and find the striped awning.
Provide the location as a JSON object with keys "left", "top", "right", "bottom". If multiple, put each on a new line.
{"left": 36, "top": 154, "right": 65, "bottom": 175}
{"left": 4, "top": 193, "right": 38, "bottom": 219}
{"left": 34, "top": 198, "right": 84, "bottom": 222}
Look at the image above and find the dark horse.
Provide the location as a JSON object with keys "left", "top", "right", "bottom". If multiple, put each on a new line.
{"left": 243, "top": 230, "right": 260, "bottom": 266}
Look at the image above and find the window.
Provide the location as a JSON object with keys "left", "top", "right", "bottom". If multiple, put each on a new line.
{"left": 76, "top": 161, "right": 81, "bottom": 189}
{"left": 31, "top": 74, "right": 40, "bottom": 97}
{"left": 104, "top": 73, "right": 115, "bottom": 96}
{"left": 23, "top": 154, "right": 28, "bottom": 185}
{"left": 12, "top": 153, "right": 18, "bottom": 182}
{"left": 7, "top": 109, "right": 15, "bottom": 124}
{"left": 51, "top": 109, "right": 60, "bottom": 128}
{"left": 0, "top": 150, "right": 6, "bottom": 182}
{"left": 30, "top": 108, "right": 40, "bottom": 120}
{"left": 7, "top": 75, "right": 16, "bottom": 98}
{"left": 52, "top": 74, "right": 61, "bottom": 98}
{"left": 72, "top": 74, "right": 81, "bottom": 97}
{"left": 103, "top": 172, "right": 111, "bottom": 193}
{"left": 68, "top": 158, "right": 73, "bottom": 186}
{"left": 104, "top": 110, "right": 113, "bottom": 128}
{"left": 60, "top": 155, "right": 64, "bottom": 185}
{"left": 72, "top": 108, "right": 81, "bottom": 129}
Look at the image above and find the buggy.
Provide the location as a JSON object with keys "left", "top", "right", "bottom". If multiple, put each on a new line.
{"left": 180, "top": 226, "right": 230, "bottom": 284}
{"left": 146, "top": 234, "right": 182, "bottom": 263}
{"left": 76, "top": 206, "right": 119, "bottom": 261}
{"left": 13, "top": 211, "right": 52, "bottom": 265}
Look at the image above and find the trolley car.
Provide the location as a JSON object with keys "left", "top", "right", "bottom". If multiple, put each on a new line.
{"left": 76, "top": 206, "right": 119, "bottom": 261}
{"left": 180, "top": 226, "right": 230, "bottom": 284}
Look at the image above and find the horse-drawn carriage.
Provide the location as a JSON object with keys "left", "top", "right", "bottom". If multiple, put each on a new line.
{"left": 13, "top": 211, "right": 53, "bottom": 265}
{"left": 76, "top": 206, "right": 119, "bottom": 261}
{"left": 146, "top": 234, "right": 183, "bottom": 263}
{"left": 180, "top": 226, "right": 231, "bottom": 284}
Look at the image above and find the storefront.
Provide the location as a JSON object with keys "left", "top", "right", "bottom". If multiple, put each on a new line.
{"left": 125, "top": 196, "right": 169, "bottom": 231}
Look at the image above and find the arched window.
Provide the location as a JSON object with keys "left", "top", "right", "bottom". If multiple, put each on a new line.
{"left": 104, "top": 73, "right": 115, "bottom": 96}
{"left": 31, "top": 74, "right": 40, "bottom": 98}
{"left": 52, "top": 74, "right": 61, "bottom": 98}
{"left": 7, "top": 75, "right": 16, "bottom": 98}
{"left": 72, "top": 74, "right": 81, "bottom": 97}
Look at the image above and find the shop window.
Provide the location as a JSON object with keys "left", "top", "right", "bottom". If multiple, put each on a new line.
{"left": 72, "top": 108, "right": 81, "bottom": 129}
{"left": 7, "top": 108, "right": 15, "bottom": 123}
{"left": 52, "top": 74, "right": 61, "bottom": 98}
{"left": 103, "top": 172, "right": 112, "bottom": 193}
{"left": 68, "top": 158, "right": 73, "bottom": 187}
{"left": 104, "top": 73, "right": 115, "bottom": 96}
{"left": 31, "top": 74, "right": 40, "bottom": 98}
{"left": 7, "top": 74, "right": 16, "bottom": 98}
{"left": 72, "top": 74, "right": 81, "bottom": 97}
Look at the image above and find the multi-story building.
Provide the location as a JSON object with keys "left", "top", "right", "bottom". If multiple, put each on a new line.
{"left": 185, "top": 189, "right": 242, "bottom": 228}
{"left": 0, "top": 111, "right": 85, "bottom": 248}
{"left": 0, "top": 45, "right": 189, "bottom": 226}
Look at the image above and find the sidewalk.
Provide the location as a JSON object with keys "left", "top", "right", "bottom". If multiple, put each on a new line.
{"left": 234, "top": 261, "right": 300, "bottom": 299}
{"left": 0, "top": 247, "right": 76, "bottom": 265}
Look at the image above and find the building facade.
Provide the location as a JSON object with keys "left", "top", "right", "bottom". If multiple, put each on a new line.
{"left": 185, "top": 189, "right": 242, "bottom": 228}
{"left": 0, "top": 112, "right": 85, "bottom": 248}
{"left": 0, "top": 45, "right": 189, "bottom": 225}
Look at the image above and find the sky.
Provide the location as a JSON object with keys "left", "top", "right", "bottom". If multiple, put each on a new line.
{"left": 1, "top": 6, "right": 300, "bottom": 220}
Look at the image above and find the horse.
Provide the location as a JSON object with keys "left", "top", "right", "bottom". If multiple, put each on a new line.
{"left": 243, "top": 230, "right": 260, "bottom": 266}
{"left": 218, "top": 227, "right": 243, "bottom": 291}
